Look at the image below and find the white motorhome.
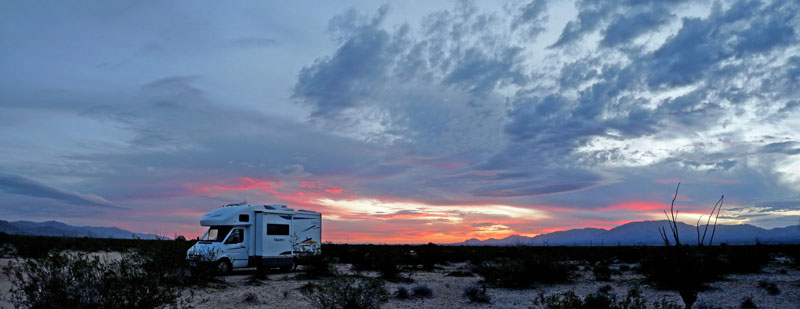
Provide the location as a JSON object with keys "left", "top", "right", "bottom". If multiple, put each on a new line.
{"left": 186, "top": 203, "right": 321, "bottom": 273}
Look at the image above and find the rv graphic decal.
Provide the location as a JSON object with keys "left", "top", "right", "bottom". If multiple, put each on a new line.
{"left": 302, "top": 225, "right": 320, "bottom": 232}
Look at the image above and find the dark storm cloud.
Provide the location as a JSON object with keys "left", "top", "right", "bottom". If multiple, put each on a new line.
{"left": 0, "top": 173, "right": 117, "bottom": 208}
{"left": 550, "top": 0, "right": 689, "bottom": 48}
{"left": 644, "top": 0, "right": 798, "bottom": 88}
{"left": 600, "top": 9, "right": 673, "bottom": 47}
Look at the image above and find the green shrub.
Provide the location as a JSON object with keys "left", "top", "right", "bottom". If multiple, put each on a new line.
{"left": 301, "top": 277, "right": 388, "bottom": 309}
{"left": 2, "top": 251, "right": 185, "bottom": 308}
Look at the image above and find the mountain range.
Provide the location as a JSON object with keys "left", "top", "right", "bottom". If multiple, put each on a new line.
{"left": 0, "top": 220, "right": 161, "bottom": 240}
{"left": 459, "top": 220, "right": 800, "bottom": 246}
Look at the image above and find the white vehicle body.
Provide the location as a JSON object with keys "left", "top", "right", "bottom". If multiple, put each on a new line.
{"left": 186, "top": 203, "right": 321, "bottom": 270}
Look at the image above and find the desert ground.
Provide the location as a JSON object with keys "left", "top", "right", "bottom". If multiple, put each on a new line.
{"left": 2, "top": 251, "right": 799, "bottom": 308}
{"left": 174, "top": 261, "right": 799, "bottom": 308}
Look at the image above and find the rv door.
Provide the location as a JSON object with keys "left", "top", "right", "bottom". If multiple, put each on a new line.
{"left": 224, "top": 228, "right": 248, "bottom": 268}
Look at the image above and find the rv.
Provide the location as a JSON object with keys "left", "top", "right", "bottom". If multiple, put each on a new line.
{"left": 186, "top": 203, "right": 321, "bottom": 273}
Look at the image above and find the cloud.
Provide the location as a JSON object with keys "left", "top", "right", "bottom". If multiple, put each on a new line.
{"left": 0, "top": 173, "right": 117, "bottom": 208}
{"left": 550, "top": 0, "right": 688, "bottom": 48}
{"left": 600, "top": 10, "right": 673, "bottom": 47}
{"left": 510, "top": 0, "right": 549, "bottom": 39}
{"left": 2, "top": 0, "right": 800, "bottom": 241}
{"left": 760, "top": 142, "right": 800, "bottom": 155}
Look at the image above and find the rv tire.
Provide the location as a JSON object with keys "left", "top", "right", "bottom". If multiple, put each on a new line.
{"left": 216, "top": 259, "right": 233, "bottom": 275}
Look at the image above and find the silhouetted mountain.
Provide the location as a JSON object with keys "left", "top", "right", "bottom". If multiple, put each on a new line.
{"left": 0, "top": 220, "right": 161, "bottom": 239}
{"left": 454, "top": 220, "right": 800, "bottom": 246}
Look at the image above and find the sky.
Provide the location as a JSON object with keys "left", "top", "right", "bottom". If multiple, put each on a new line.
{"left": 1, "top": 0, "right": 799, "bottom": 243}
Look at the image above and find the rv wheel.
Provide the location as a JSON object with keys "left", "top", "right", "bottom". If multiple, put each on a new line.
{"left": 216, "top": 259, "right": 232, "bottom": 275}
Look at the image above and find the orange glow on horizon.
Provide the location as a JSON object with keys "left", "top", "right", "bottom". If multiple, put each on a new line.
{"left": 171, "top": 176, "right": 724, "bottom": 243}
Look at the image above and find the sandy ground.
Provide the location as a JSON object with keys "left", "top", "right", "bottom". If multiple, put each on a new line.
{"left": 0, "top": 258, "right": 798, "bottom": 308}
{"left": 178, "top": 261, "right": 800, "bottom": 309}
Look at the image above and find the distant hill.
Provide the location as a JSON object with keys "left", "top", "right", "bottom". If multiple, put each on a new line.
{"left": 0, "top": 220, "right": 162, "bottom": 240}
{"left": 458, "top": 220, "right": 800, "bottom": 246}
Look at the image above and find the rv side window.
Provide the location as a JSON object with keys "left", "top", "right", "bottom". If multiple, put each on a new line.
{"left": 267, "top": 224, "right": 289, "bottom": 235}
{"left": 225, "top": 229, "right": 244, "bottom": 244}
{"left": 239, "top": 214, "right": 249, "bottom": 222}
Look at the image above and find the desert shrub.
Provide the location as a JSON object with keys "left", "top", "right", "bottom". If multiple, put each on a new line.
{"left": 475, "top": 256, "right": 571, "bottom": 288}
{"left": 533, "top": 290, "right": 583, "bottom": 308}
{"left": 463, "top": 284, "right": 491, "bottom": 303}
{"left": 619, "top": 264, "right": 631, "bottom": 272}
{"left": 2, "top": 251, "right": 185, "bottom": 308}
{"left": 593, "top": 261, "right": 612, "bottom": 281}
{"left": 395, "top": 286, "right": 410, "bottom": 299}
{"left": 412, "top": 284, "right": 433, "bottom": 298}
{"left": 757, "top": 280, "right": 780, "bottom": 295}
{"left": 242, "top": 292, "right": 259, "bottom": 303}
{"left": 533, "top": 287, "right": 650, "bottom": 309}
{"left": 640, "top": 247, "right": 722, "bottom": 309}
{"left": 301, "top": 277, "right": 389, "bottom": 309}
{"left": 719, "top": 246, "right": 771, "bottom": 273}
{"left": 446, "top": 269, "right": 474, "bottom": 277}
{"left": 297, "top": 254, "right": 337, "bottom": 278}
{"left": 0, "top": 243, "right": 16, "bottom": 257}
{"left": 741, "top": 297, "right": 758, "bottom": 308}
{"left": 649, "top": 299, "right": 682, "bottom": 309}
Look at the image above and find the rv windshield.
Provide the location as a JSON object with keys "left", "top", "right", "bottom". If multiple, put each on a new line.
{"left": 200, "top": 226, "right": 233, "bottom": 242}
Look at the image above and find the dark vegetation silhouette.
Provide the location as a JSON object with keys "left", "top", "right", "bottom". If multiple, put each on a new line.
{"left": 645, "top": 182, "right": 775, "bottom": 309}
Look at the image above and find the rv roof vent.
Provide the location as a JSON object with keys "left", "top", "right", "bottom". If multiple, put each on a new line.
{"left": 298, "top": 209, "right": 315, "bottom": 213}
{"left": 224, "top": 201, "right": 247, "bottom": 207}
{"left": 262, "top": 205, "right": 275, "bottom": 210}
{"left": 267, "top": 204, "right": 288, "bottom": 209}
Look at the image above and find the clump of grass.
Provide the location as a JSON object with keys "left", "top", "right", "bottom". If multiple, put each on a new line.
{"left": 412, "top": 284, "right": 433, "bottom": 298}
{"left": 598, "top": 284, "right": 613, "bottom": 294}
{"left": 395, "top": 286, "right": 410, "bottom": 299}
{"left": 593, "top": 261, "right": 612, "bottom": 281}
{"left": 741, "top": 296, "right": 758, "bottom": 308}
{"left": 301, "top": 277, "right": 388, "bottom": 309}
{"left": 463, "top": 285, "right": 491, "bottom": 303}
{"left": 242, "top": 292, "right": 259, "bottom": 303}
{"left": 758, "top": 280, "right": 780, "bottom": 295}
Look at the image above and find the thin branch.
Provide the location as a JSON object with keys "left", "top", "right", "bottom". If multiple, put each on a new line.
{"left": 701, "top": 196, "right": 723, "bottom": 245}
{"left": 669, "top": 182, "right": 681, "bottom": 245}
{"left": 709, "top": 195, "right": 724, "bottom": 245}
{"left": 696, "top": 215, "right": 704, "bottom": 246}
